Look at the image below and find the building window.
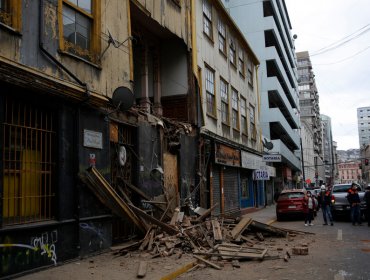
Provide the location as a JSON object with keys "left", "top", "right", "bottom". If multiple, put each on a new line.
{"left": 241, "top": 97, "right": 248, "bottom": 135}
{"left": 250, "top": 105, "right": 256, "bottom": 138}
{"left": 247, "top": 58, "right": 253, "bottom": 86}
{"left": 238, "top": 49, "right": 245, "bottom": 77}
{"left": 0, "top": 0, "right": 21, "bottom": 30}
{"left": 205, "top": 66, "right": 216, "bottom": 116}
{"left": 59, "top": 0, "right": 101, "bottom": 62}
{"left": 2, "top": 97, "right": 56, "bottom": 226}
{"left": 229, "top": 38, "right": 236, "bottom": 67}
{"left": 232, "top": 88, "right": 239, "bottom": 130}
{"left": 220, "top": 78, "right": 229, "bottom": 124}
{"left": 202, "top": 0, "right": 213, "bottom": 39}
{"left": 218, "top": 19, "right": 226, "bottom": 55}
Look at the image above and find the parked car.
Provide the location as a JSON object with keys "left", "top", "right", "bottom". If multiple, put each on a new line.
{"left": 276, "top": 189, "right": 307, "bottom": 221}
{"left": 330, "top": 183, "right": 366, "bottom": 220}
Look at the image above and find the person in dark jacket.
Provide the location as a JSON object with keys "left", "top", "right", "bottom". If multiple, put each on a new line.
{"left": 318, "top": 185, "right": 334, "bottom": 226}
{"left": 364, "top": 186, "right": 370, "bottom": 227}
{"left": 347, "top": 183, "right": 362, "bottom": 225}
{"left": 303, "top": 191, "right": 316, "bottom": 226}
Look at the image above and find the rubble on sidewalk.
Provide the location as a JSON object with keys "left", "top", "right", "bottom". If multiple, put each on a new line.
{"left": 80, "top": 167, "right": 315, "bottom": 279}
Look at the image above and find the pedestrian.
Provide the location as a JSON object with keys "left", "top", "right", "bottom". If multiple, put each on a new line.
{"left": 347, "top": 182, "right": 362, "bottom": 226}
{"left": 317, "top": 185, "right": 334, "bottom": 226}
{"left": 303, "top": 191, "right": 315, "bottom": 226}
{"left": 364, "top": 186, "right": 370, "bottom": 227}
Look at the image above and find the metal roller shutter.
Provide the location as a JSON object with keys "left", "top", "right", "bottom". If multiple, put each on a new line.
{"left": 223, "top": 168, "right": 239, "bottom": 214}
{"left": 212, "top": 166, "right": 221, "bottom": 215}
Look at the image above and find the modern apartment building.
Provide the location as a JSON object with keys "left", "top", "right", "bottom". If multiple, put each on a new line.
{"left": 357, "top": 106, "right": 370, "bottom": 147}
{"left": 321, "top": 115, "right": 335, "bottom": 186}
{"left": 296, "top": 51, "right": 323, "bottom": 187}
{"left": 222, "top": 0, "right": 302, "bottom": 190}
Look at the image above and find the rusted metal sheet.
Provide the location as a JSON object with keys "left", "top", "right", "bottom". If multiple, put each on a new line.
{"left": 163, "top": 153, "right": 179, "bottom": 214}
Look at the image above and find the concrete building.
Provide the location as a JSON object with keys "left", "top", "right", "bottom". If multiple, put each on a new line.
{"left": 338, "top": 161, "right": 362, "bottom": 184}
{"left": 296, "top": 51, "right": 323, "bottom": 188}
{"left": 357, "top": 106, "right": 370, "bottom": 148}
{"left": 321, "top": 115, "right": 335, "bottom": 186}
{"left": 222, "top": 0, "right": 302, "bottom": 191}
{"left": 194, "top": 0, "right": 271, "bottom": 214}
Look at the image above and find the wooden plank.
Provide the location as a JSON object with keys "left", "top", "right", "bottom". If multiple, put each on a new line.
{"left": 193, "top": 255, "right": 221, "bottom": 270}
{"left": 232, "top": 260, "right": 240, "bottom": 268}
{"left": 230, "top": 217, "right": 252, "bottom": 240}
{"left": 196, "top": 203, "right": 219, "bottom": 222}
{"left": 250, "top": 220, "right": 287, "bottom": 237}
{"left": 130, "top": 204, "right": 179, "bottom": 235}
{"left": 211, "top": 220, "right": 223, "bottom": 244}
{"left": 137, "top": 261, "right": 147, "bottom": 278}
{"left": 170, "top": 211, "right": 179, "bottom": 226}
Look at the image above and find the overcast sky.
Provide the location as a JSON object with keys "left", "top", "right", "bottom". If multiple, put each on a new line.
{"left": 285, "top": 0, "right": 370, "bottom": 151}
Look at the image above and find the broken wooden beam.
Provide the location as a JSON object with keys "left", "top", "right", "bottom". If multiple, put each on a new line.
{"left": 195, "top": 203, "right": 219, "bottom": 222}
{"left": 193, "top": 255, "right": 221, "bottom": 270}
{"left": 137, "top": 261, "right": 147, "bottom": 278}
{"left": 211, "top": 219, "right": 223, "bottom": 244}
{"left": 231, "top": 217, "right": 252, "bottom": 240}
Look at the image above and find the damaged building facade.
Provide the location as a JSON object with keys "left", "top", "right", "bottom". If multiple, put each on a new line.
{"left": 0, "top": 0, "right": 274, "bottom": 277}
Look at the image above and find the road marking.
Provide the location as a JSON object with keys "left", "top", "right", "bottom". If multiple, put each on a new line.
{"left": 337, "top": 229, "right": 342, "bottom": 241}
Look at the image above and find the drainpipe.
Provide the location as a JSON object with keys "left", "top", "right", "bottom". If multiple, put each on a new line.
{"left": 39, "top": 0, "right": 89, "bottom": 97}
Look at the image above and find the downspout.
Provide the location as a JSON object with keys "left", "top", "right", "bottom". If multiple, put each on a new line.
{"left": 39, "top": 0, "right": 89, "bottom": 97}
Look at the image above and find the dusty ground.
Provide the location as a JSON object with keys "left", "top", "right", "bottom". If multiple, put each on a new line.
{"left": 18, "top": 229, "right": 318, "bottom": 280}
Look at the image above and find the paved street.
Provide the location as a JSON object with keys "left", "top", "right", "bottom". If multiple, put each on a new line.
{"left": 14, "top": 206, "right": 370, "bottom": 280}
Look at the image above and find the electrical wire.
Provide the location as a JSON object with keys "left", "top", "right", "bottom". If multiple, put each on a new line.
{"left": 314, "top": 46, "right": 370, "bottom": 65}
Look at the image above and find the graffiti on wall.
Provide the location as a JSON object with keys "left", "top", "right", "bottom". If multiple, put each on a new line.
{"left": 0, "top": 231, "right": 58, "bottom": 275}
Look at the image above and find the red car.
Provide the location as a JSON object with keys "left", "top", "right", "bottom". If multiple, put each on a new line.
{"left": 276, "top": 189, "right": 307, "bottom": 221}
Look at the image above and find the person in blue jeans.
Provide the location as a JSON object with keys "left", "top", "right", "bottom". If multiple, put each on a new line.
{"left": 318, "top": 185, "right": 334, "bottom": 226}
{"left": 347, "top": 183, "right": 362, "bottom": 226}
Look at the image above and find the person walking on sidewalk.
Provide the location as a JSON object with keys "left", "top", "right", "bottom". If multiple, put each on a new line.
{"left": 303, "top": 191, "right": 316, "bottom": 226}
{"left": 347, "top": 182, "right": 362, "bottom": 226}
{"left": 318, "top": 185, "right": 334, "bottom": 226}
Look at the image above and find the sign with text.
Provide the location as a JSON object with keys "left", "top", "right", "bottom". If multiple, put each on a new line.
{"left": 262, "top": 154, "right": 282, "bottom": 162}
{"left": 214, "top": 143, "right": 240, "bottom": 167}
{"left": 241, "top": 151, "right": 263, "bottom": 169}
{"left": 83, "top": 129, "right": 103, "bottom": 149}
{"left": 253, "top": 169, "right": 270, "bottom": 180}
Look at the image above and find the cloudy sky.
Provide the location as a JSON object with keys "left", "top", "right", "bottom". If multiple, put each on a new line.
{"left": 285, "top": 0, "right": 370, "bottom": 151}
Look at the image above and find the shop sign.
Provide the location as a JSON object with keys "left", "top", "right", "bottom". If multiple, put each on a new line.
{"left": 253, "top": 169, "right": 270, "bottom": 180}
{"left": 262, "top": 154, "right": 282, "bottom": 162}
{"left": 241, "top": 151, "right": 263, "bottom": 169}
{"left": 215, "top": 143, "right": 240, "bottom": 167}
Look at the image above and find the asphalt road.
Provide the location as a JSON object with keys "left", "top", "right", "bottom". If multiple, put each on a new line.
{"left": 15, "top": 211, "right": 370, "bottom": 280}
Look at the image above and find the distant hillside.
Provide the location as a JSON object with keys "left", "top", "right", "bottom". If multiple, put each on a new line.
{"left": 337, "top": 149, "right": 360, "bottom": 162}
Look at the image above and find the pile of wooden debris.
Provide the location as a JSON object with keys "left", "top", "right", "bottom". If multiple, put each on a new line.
{"left": 80, "top": 167, "right": 313, "bottom": 278}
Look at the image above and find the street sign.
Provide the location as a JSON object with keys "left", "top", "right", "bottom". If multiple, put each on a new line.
{"left": 262, "top": 154, "right": 282, "bottom": 162}
{"left": 253, "top": 169, "right": 270, "bottom": 180}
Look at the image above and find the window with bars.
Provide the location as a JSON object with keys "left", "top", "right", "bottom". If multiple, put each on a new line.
{"left": 240, "top": 97, "right": 248, "bottom": 135}
{"left": 202, "top": 0, "right": 213, "bottom": 39}
{"left": 205, "top": 66, "right": 216, "bottom": 116}
{"left": 220, "top": 78, "right": 229, "bottom": 124}
{"left": 0, "top": 0, "right": 21, "bottom": 29}
{"left": 2, "top": 97, "right": 57, "bottom": 227}
{"left": 238, "top": 49, "right": 245, "bottom": 77}
{"left": 231, "top": 88, "right": 239, "bottom": 130}
{"left": 59, "top": 0, "right": 100, "bottom": 62}
{"left": 229, "top": 38, "right": 236, "bottom": 66}
{"left": 218, "top": 19, "right": 226, "bottom": 55}
{"left": 247, "top": 58, "right": 253, "bottom": 86}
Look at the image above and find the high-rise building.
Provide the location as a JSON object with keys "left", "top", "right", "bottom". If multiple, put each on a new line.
{"left": 357, "top": 106, "right": 370, "bottom": 147}
{"left": 222, "top": 0, "right": 301, "bottom": 189}
{"left": 321, "top": 115, "right": 335, "bottom": 186}
{"left": 296, "top": 51, "right": 323, "bottom": 187}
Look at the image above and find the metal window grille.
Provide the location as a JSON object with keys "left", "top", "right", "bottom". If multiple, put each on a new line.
{"left": 2, "top": 97, "right": 56, "bottom": 226}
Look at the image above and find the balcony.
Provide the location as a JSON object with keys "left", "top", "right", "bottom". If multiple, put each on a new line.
{"left": 269, "top": 139, "right": 301, "bottom": 170}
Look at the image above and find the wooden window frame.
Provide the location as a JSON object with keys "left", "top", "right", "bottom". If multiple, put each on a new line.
{"left": 249, "top": 105, "right": 256, "bottom": 139}
{"left": 247, "top": 58, "right": 254, "bottom": 86}
{"left": 238, "top": 49, "right": 245, "bottom": 77}
{"left": 0, "top": 0, "right": 22, "bottom": 31}
{"left": 205, "top": 65, "right": 216, "bottom": 117}
{"left": 202, "top": 0, "right": 213, "bottom": 40}
{"left": 240, "top": 97, "right": 248, "bottom": 135}
{"left": 229, "top": 37, "right": 237, "bottom": 68}
{"left": 217, "top": 19, "right": 226, "bottom": 56}
{"left": 231, "top": 88, "right": 239, "bottom": 130}
{"left": 58, "top": 0, "right": 101, "bottom": 64}
{"left": 220, "top": 77, "right": 229, "bottom": 124}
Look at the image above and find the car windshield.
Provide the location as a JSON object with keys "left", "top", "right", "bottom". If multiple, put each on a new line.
{"left": 332, "top": 185, "right": 352, "bottom": 192}
{"left": 278, "top": 192, "right": 305, "bottom": 200}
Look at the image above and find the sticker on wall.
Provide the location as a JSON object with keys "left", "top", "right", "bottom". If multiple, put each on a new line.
{"left": 118, "top": 146, "right": 127, "bottom": 166}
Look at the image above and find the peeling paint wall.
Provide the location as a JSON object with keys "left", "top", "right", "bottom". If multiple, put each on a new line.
{"left": 0, "top": 0, "right": 132, "bottom": 99}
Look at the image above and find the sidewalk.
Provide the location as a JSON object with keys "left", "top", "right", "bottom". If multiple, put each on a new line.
{"left": 242, "top": 204, "right": 277, "bottom": 225}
